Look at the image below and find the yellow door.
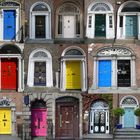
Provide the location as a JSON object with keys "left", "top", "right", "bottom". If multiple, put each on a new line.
{"left": 0, "top": 109, "right": 11, "bottom": 134}
{"left": 66, "top": 61, "right": 81, "bottom": 89}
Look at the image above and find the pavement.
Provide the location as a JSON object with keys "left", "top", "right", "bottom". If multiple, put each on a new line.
{"left": 0, "top": 135, "right": 21, "bottom": 140}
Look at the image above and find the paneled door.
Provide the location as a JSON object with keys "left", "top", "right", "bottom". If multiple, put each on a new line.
{"left": 31, "top": 109, "right": 47, "bottom": 136}
{"left": 63, "top": 16, "right": 75, "bottom": 38}
{"left": 98, "top": 60, "right": 112, "bottom": 87}
{"left": 1, "top": 58, "right": 17, "bottom": 90}
{"left": 124, "top": 108, "right": 135, "bottom": 128}
{"left": 126, "top": 15, "right": 137, "bottom": 37}
{"left": 0, "top": 108, "right": 11, "bottom": 134}
{"left": 95, "top": 14, "right": 106, "bottom": 37}
{"left": 4, "top": 10, "right": 16, "bottom": 40}
{"left": 66, "top": 61, "right": 81, "bottom": 89}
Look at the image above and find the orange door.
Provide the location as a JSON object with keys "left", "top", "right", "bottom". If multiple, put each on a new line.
{"left": 1, "top": 58, "right": 18, "bottom": 90}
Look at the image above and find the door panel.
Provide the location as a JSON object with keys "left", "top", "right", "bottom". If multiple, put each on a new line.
{"left": 56, "top": 104, "right": 79, "bottom": 139}
{"left": 64, "top": 16, "right": 75, "bottom": 38}
{"left": 117, "top": 60, "right": 131, "bottom": 87}
{"left": 34, "top": 62, "right": 46, "bottom": 86}
{"left": 1, "top": 58, "right": 18, "bottom": 90}
{"left": 35, "top": 16, "right": 45, "bottom": 38}
{"left": 0, "top": 109, "right": 11, "bottom": 134}
{"left": 66, "top": 61, "right": 81, "bottom": 89}
{"left": 98, "top": 60, "right": 111, "bottom": 87}
{"left": 95, "top": 14, "right": 106, "bottom": 37}
{"left": 124, "top": 108, "right": 134, "bottom": 128}
{"left": 4, "top": 10, "right": 16, "bottom": 40}
{"left": 31, "top": 109, "right": 47, "bottom": 136}
{"left": 126, "top": 15, "right": 137, "bottom": 37}
{"left": 94, "top": 111, "right": 106, "bottom": 133}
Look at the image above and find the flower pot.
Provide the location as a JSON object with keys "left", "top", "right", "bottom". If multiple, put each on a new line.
{"left": 136, "top": 124, "right": 140, "bottom": 129}
{"left": 116, "top": 124, "right": 122, "bottom": 129}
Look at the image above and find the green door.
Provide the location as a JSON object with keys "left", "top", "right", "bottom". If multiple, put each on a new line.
{"left": 95, "top": 14, "right": 106, "bottom": 37}
{"left": 126, "top": 15, "right": 138, "bottom": 37}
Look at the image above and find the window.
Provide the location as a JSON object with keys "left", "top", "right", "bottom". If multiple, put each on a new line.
{"left": 109, "top": 16, "right": 113, "bottom": 28}
{"left": 120, "top": 16, "right": 123, "bottom": 27}
{"left": 27, "top": 49, "right": 53, "bottom": 87}
{"left": 88, "top": 16, "right": 92, "bottom": 28}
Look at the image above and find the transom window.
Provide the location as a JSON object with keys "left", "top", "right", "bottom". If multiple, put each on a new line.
{"left": 33, "top": 4, "right": 48, "bottom": 11}
{"left": 65, "top": 49, "right": 83, "bottom": 56}
{"left": 91, "top": 3, "right": 111, "bottom": 11}
{"left": 91, "top": 101, "right": 109, "bottom": 109}
{"left": 122, "top": 97, "right": 137, "bottom": 105}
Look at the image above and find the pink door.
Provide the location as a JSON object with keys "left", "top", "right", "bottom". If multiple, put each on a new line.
{"left": 31, "top": 108, "right": 47, "bottom": 136}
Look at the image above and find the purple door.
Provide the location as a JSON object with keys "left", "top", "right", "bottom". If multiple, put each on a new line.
{"left": 31, "top": 108, "right": 47, "bottom": 136}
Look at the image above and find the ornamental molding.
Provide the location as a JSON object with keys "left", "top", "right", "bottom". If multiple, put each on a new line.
{"left": 97, "top": 48, "right": 132, "bottom": 56}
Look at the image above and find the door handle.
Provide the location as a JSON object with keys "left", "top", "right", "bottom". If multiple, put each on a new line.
{"left": 59, "top": 114, "right": 62, "bottom": 128}
{"left": 65, "top": 121, "right": 70, "bottom": 124}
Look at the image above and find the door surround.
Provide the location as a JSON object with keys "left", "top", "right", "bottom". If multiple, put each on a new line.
{"left": 55, "top": 97, "right": 79, "bottom": 139}
{"left": 120, "top": 95, "right": 139, "bottom": 128}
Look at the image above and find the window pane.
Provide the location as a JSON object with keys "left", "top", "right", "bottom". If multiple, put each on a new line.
{"left": 33, "top": 4, "right": 48, "bottom": 11}
{"left": 120, "top": 16, "right": 123, "bottom": 27}
{"left": 88, "top": 16, "right": 92, "bottom": 28}
{"left": 58, "top": 15, "right": 62, "bottom": 34}
{"left": 109, "top": 16, "right": 113, "bottom": 28}
{"left": 76, "top": 15, "right": 80, "bottom": 34}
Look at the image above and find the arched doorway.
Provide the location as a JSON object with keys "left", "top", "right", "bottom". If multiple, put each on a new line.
{"left": 89, "top": 100, "right": 109, "bottom": 134}
{"left": 55, "top": 97, "right": 79, "bottom": 139}
{"left": 121, "top": 96, "right": 139, "bottom": 128}
{"left": 31, "top": 99, "right": 47, "bottom": 137}
{"left": 0, "top": 44, "right": 23, "bottom": 91}
{"left": 60, "top": 47, "right": 87, "bottom": 91}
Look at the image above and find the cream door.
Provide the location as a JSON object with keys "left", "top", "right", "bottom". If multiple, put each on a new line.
{"left": 63, "top": 16, "right": 75, "bottom": 38}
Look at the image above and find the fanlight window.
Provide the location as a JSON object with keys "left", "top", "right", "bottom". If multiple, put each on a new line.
{"left": 122, "top": 2, "right": 140, "bottom": 12}
{"left": 33, "top": 4, "right": 48, "bottom": 11}
{"left": 91, "top": 3, "right": 111, "bottom": 11}
{"left": 91, "top": 101, "right": 109, "bottom": 109}
{"left": 65, "top": 49, "right": 83, "bottom": 56}
{"left": 59, "top": 3, "right": 80, "bottom": 14}
{"left": 33, "top": 51, "right": 48, "bottom": 58}
{"left": 122, "top": 97, "right": 137, "bottom": 105}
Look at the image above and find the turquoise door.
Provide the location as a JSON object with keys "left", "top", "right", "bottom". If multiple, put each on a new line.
{"left": 124, "top": 108, "right": 135, "bottom": 128}
{"left": 98, "top": 60, "right": 111, "bottom": 87}
{"left": 126, "top": 15, "right": 137, "bottom": 37}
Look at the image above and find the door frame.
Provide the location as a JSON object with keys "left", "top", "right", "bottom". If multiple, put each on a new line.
{"left": 0, "top": 2, "right": 20, "bottom": 41}
{"left": 55, "top": 96, "right": 81, "bottom": 139}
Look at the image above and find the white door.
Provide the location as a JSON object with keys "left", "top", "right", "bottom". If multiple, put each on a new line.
{"left": 63, "top": 16, "right": 75, "bottom": 38}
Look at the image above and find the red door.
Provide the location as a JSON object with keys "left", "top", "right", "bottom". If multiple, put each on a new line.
{"left": 31, "top": 108, "right": 47, "bottom": 136}
{"left": 56, "top": 104, "right": 79, "bottom": 139}
{"left": 1, "top": 58, "right": 18, "bottom": 90}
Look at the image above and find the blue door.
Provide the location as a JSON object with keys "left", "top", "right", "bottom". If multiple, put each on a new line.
{"left": 126, "top": 15, "right": 137, "bottom": 37}
{"left": 124, "top": 108, "right": 135, "bottom": 128}
{"left": 4, "top": 10, "right": 16, "bottom": 40}
{"left": 98, "top": 60, "right": 111, "bottom": 87}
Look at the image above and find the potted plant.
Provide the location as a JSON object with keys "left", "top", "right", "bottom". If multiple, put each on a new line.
{"left": 134, "top": 108, "right": 140, "bottom": 129}
{"left": 112, "top": 107, "right": 125, "bottom": 129}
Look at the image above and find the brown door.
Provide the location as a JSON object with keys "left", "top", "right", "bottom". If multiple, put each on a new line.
{"left": 56, "top": 103, "right": 79, "bottom": 139}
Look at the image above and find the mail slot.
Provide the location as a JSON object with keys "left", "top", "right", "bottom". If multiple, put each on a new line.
{"left": 7, "top": 26, "right": 12, "bottom": 28}
{"left": 31, "top": 108, "right": 47, "bottom": 136}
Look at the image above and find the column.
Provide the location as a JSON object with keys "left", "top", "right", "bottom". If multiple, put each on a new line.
{"left": 131, "top": 56, "right": 136, "bottom": 89}
{"left": 18, "top": 57, "right": 22, "bottom": 92}
{"left": 112, "top": 57, "right": 117, "bottom": 89}
{"left": 122, "top": 15, "right": 126, "bottom": 39}
{"left": 138, "top": 14, "right": 140, "bottom": 40}
{"left": 93, "top": 57, "right": 97, "bottom": 89}
{"left": 81, "top": 60, "right": 86, "bottom": 91}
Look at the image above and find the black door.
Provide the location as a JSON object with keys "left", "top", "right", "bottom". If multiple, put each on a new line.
{"left": 94, "top": 111, "right": 106, "bottom": 133}
{"left": 117, "top": 60, "right": 131, "bottom": 87}
{"left": 35, "top": 16, "right": 45, "bottom": 38}
{"left": 95, "top": 14, "right": 106, "bottom": 37}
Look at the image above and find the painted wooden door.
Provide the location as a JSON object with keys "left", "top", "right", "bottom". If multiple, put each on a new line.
{"left": 35, "top": 16, "right": 45, "bottom": 38}
{"left": 34, "top": 62, "right": 46, "bottom": 86}
{"left": 98, "top": 60, "right": 111, "bottom": 87}
{"left": 117, "top": 60, "right": 131, "bottom": 87}
{"left": 31, "top": 109, "right": 47, "bottom": 136}
{"left": 126, "top": 15, "right": 138, "bottom": 37}
{"left": 94, "top": 111, "right": 106, "bottom": 133}
{"left": 124, "top": 108, "right": 134, "bottom": 128}
{"left": 0, "top": 109, "right": 11, "bottom": 134}
{"left": 56, "top": 104, "right": 79, "bottom": 139}
{"left": 4, "top": 10, "right": 16, "bottom": 40}
{"left": 95, "top": 14, "right": 106, "bottom": 37}
{"left": 66, "top": 61, "right": 81, "bottom": 89}
{"left": 64, "top": 16, "right": 75, "bottom": 38}
{"left": 1, "top": 58, "right": 17, "bottom": 90}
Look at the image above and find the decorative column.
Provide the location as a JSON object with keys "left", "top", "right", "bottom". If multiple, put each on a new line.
{"left": 93, "top": 57, "right": 97, "bottom": 89}
{"left": 122, "top": 15, "right": 126, "bottom": 39}
{"left": 112, "top": 56, "right": 117, "bottom": 89}
{"left": 81, "top": 59, "right": 86, "bottom": 91}
{"left": 18, "top": 57, "right": 22, "bottom": 92}
{"left": 138, "top": 14, "right": 140, "bottom": 40}
{"left": 131, "top": 56, "right": 136, "bottom": 89}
